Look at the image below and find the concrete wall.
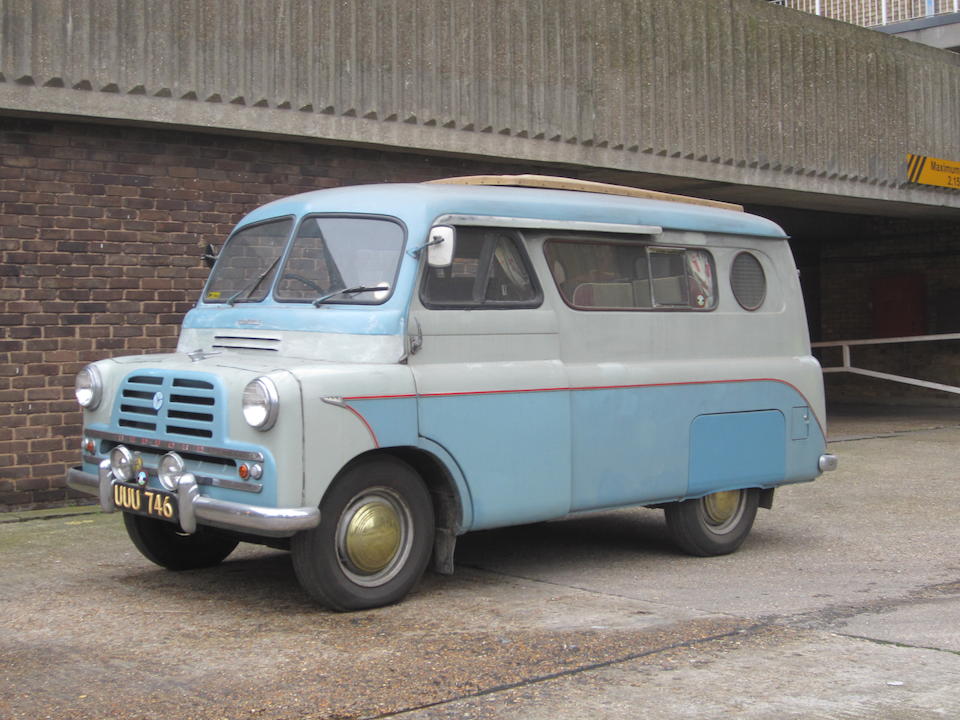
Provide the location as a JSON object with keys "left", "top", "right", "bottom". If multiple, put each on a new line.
{"left": 1, "top": 0, "right": 959, "bottom": 215}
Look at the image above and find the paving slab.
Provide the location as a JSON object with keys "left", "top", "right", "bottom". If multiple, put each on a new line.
{"left": 833, "top": 592, "right": 960, "bottom": 653}
{"left": 394, "top": 627, "right": 960, "bottom": 720}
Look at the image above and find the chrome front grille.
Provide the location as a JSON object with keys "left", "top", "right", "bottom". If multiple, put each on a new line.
{"left": 117, "top": 374, "right": 217, "bottom": 439}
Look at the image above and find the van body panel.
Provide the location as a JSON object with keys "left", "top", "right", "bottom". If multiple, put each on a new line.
{"left": 418, "top": 388, "right": 571, "bottom": 530}
{"left": 567, "top": 379, "right": 824, "bottom": 511}
{"left": 75, "top": 353, "right": 305, "bottom": 510}
{"left": 177, "top": 328, "right": 407, "bottom": 364}
{"left": 181, "top": 303, "right": 410, "bottom": 337}
{"left": 411, "top": 355, "right": 571, "bottom": 531}
{"left": 688, "top": 410, "right": 787, "bottom": 497}
{"left": 293, "top": 363, "right": 418, "bottom": 506}
{"left": 237, "top": 184, "right": 787, "bottom": 244}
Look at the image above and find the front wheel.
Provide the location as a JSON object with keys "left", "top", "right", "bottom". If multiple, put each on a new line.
{"left": 291, "top": 458, "right": 434, "bottom": 611}
{"left": 664, "top": 488, "right": 759, "bottom": 557}
{"left": 123, "top": 513, "right": 239, "bottom": 570}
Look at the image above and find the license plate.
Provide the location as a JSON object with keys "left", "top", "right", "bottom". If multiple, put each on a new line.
{"left": 113, "top": 482, "right": 179, "bottom": 523}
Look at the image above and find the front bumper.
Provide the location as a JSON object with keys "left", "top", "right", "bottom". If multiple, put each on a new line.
{"left": 67, "top": 461, "right": 320, "bottom": 538}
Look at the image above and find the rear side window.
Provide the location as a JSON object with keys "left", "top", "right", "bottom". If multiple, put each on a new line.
{"left": 544, "top": 239, "right": 716, "bottom": 311}
{"left": 730, "top": 251, "right": 767, "bottom": 310}
{"left": 421, "top": 228, "right": 541, "bottom": 308}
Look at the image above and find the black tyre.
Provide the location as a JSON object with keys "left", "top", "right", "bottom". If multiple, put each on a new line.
{"left": 123, "top": 513, "right": 239, "bottom": 570}
{"left": 664, "top": 488, "right": 759, "bottom": 557}
{"left": 291, "top": 457, "right": 434, "bottom": 611}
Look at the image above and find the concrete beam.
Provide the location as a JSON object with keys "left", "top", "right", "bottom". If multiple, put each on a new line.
{"left": 1, "top": 0, "right": 959, "bottom": 216}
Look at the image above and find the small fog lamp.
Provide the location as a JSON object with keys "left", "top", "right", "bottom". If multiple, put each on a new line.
{"left": 109, "top": 446, "right": 135, "bottom": 482}
{"left": 75, "top": 365, "right": 103, "bottom": 410}
{"left": 242, "top": 377, "right": 279, "bottom": 431}
{"left": 158, "top": 452, "right": 185, "bottom": 491}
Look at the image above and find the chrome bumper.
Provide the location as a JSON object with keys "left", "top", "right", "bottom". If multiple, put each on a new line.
{"left": 819, "top": 454, "right": 839, "bottom": 472}
{"left": 66, "top": 462, "right": 320, "bottom": 538}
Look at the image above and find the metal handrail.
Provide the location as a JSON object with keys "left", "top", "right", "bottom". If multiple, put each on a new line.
{"left": 812, "top": 332, "right": 960, "bottom": 395}
{"left": 769, "top": 0, "right": 960, "bottom": 27}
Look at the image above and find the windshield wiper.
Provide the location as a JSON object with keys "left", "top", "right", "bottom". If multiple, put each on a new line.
{"left": 312, "top": 284, "right": 390, "bottom": 307}
{"left": 225, "top": 255, "right": 283, "bottom": 306}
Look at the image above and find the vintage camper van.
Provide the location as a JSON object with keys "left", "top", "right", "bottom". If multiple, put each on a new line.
{"left": 68, "top": 175, "right": 836, "bottom": 610}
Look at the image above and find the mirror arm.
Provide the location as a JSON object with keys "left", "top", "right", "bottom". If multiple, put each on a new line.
{"left": 409, "top": 317, "right": 423, "bottom": 356}
{"left": 406, "top": 236, "right": 444, "bottom": 259}
{"left": 202, "top": 243, "right": 219, "bottom": 269}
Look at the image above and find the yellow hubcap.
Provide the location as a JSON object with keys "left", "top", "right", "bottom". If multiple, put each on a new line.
{"left": 703, "top": 491, "right": 740, "bottom": 525}
{"left": 344, "top": 500, "right": 402, "bottom": 574}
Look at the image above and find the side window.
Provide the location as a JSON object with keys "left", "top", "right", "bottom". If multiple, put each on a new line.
{"left": 730, "top": 251, "right": 766, "bottom": 310}
{"left": 649, "top": 249, "right": 689, "bottom": 306}
{"left": 421, "top": 228, "right": 541, "bottom": 308}
{"left": 544, "top": 239, "right": 716, "bottom": 311}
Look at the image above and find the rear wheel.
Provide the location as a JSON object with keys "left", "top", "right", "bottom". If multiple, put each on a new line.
{"left": 664, "top": 488, "right": 759, "bottom": 556}
{"left": 291, "top": 457, "right": 434, "bottom": 611}
{"left": 123, "top": 513, "right": 239, "bottom": 570}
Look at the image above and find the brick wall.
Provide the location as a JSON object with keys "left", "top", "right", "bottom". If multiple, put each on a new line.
{"left": 2, "top": 117, "right": 958, "bottom": 510}
{"left": 795, "top": 213, "right": 960, "bottom": 407}
{"left": 745, "top": 205, "right": 960, "bottom": 406}
{"left": 0, "top": 116, "right": 538, "bottom": 510}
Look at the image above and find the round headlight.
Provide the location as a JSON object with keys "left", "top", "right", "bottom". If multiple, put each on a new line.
{"left": 110, "top": 446, "right": 135, "bottom": 482}
{"left": 75, "top": 365, "right": 103, "bottom": 409}
{"left": 158, "top": 452, "right": 185, "bottom": 491}
{"left": 242, "top": 377, "right": 279, "bottom": 430}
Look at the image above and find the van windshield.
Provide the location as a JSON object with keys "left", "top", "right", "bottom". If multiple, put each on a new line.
{"left": 203, "top": 218, "right": 293, "bottom": 304}
{"left": 274, "top": 216, "right": 404, "bottom": 304}
{"left": 203, "top": 216, "right": 405, "bottom": 305}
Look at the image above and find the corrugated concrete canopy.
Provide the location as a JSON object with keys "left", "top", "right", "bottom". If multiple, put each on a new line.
{"left": 1, "top": 0, "right": 959, "bottom": 218}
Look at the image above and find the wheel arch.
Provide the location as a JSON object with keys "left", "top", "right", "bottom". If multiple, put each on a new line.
{"left": 326, "top": 445, "right": 466, "bottom": 575}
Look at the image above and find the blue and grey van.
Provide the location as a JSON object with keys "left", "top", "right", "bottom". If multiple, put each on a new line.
{"left": 68, "top": 175, "right": 836, "bottom": 610}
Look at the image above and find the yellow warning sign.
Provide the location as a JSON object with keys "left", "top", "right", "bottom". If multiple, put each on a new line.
{"left": 907, "top": 154, "right": 960, "bottom": 189}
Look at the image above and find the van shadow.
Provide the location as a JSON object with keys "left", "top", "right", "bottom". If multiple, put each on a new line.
{"left": 118, "top": 546, "right": 314, "bottom": 611}
{"left": 453, "top": 507, "right": 680, "bottom": 573}
{"left": 116, "top": 508, "right": 680, "bottom": 612}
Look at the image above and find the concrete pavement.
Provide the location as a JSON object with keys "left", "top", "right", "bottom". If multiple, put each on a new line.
{"left": 1, "top": 405, "right": 958, "bottom": 719}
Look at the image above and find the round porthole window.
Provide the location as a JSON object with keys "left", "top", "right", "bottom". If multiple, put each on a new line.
{"left": 730, "top": 252, "right": 766, "bottom": 310}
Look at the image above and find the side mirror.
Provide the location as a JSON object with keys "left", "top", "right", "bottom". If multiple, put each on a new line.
{"left": 202, "top": 243, "right": 218, "bottom": 269}
{"left": 427, "top": 226, "right": 455, "bottom": 268}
